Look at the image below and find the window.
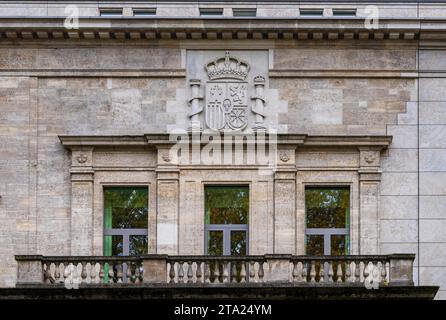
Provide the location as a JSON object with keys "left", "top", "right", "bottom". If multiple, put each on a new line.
{"left": 305, "top": 187, "right": 350, "bottom": 256}
{"left": 100, "top": 8, "right": 123, "bottom": 17}
{"left": 233, "top": 8, "right": 257, "bottom": 17}
{"left": 204, "top": 186, "right": 249, "bottom": 256}
{"left": 103, "top": 186, "right": 148, "bottom": 256}
{"left": 332, "top": 9, "right": 357, "bottom": 17}
{"left": 133, "top": 8, "right": 156, "bottom": 16}
{"left": 200, "top": 8, "right": 224, "bottom": 16}
{"left": 299, "top": 8, "right": 324, "bottom": 17}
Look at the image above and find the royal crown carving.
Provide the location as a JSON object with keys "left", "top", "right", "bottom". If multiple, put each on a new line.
{"left": 205, "top": 51, "right": 250, "bottom": 81}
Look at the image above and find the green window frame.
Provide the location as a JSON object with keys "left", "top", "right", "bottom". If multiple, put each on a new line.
{"left": 103, "top": 186, "right": 149, "bottom": 256}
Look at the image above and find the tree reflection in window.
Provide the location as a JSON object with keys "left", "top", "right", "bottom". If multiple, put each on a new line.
{"left": 205, "top": 186, "right": 249, "bottom": 257}
{"left": 104, "top": 187, "right": 148, "bottom": 229}
{"left": 305, "top": 187, "right": 350, "bottom": 256}
{"left": 306, "top": 188, "right": 349, "bottom": 229}
{"left": 205, "top": 186, "right": 249, "bottom": 225}
{"left": 104, "top": 187, "right": 148, "bottom": 256}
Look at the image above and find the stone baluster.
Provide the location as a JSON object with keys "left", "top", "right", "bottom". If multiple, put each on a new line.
{"left": 258, "top": 262, "right": 265, "bottom": 283}
{"left": 51, "top": 262, "right": 57, "bottom": 283}
{"left": 135, "top": 263, "right": 142, "bottom": 284}
{"left": 108, "top": 261, "right": 115, "bottom": 283}
{"left": 126, "top": 262, "right": 132, "bottom": 283}
{"left": 221, "top": 261, "right": 228, "bottom": 283}
{"left": 178, "top": 261, "right": 184, "bottom": 283}
{"left": 291, "top": 261, "right": 297, "bottom": 282}
{"left": 99, "top": 262, "right": 105, "bottom": 284}
{"left": 231, "top": 263, "right": 238, "bottom": 283}
{"left": 196, "top": 262, "right": 203, "bottom": 284}
{"left": 381, "top": 260, "right": 387, "bottom": 283}
{"left": 168, "top": 262, "right": 175, "bottom": 283}
{"left": 116, "top": 262, "right": 123, "bottom": 283}
{"left": 328, "top": 261, "right": 334, "bottom": 282}
{"left": 302, "top": 262, "right": 308, "bottom": 283}
{"left": 81, "top": 261, "right": 87, "bottom": 284}
{"left": 345, "top": 261, "right": 352, "bottom": 283}
{"left": 63, "top": 263, "right": 70, "bottom": 284}
{"left": 251, "top": 75, "right": 266, "bottom": 132}
{"left": 319, "top": 262, "right": 325, "bottom": 283}
{"left": 204, "top": 262, "right": 211, "bottom": 284}
{"left": 187, "top": 261, "right": 193, "bottom": 283}
{"left": 213, "top": 262, "right": 220, "bottom": 284}
{"left": 363, "top": 260, "right": 370, "bottom": 283}
{"left": 355, "top": 260, "right": 361, "bottom": 283}
{"left": 249, "top": 261, "right": 256, "bottom": 283}
{"left": 240, "top": 263, "right": 247, "bottom": 283}
{"left": 310, "top": 261, "right": 316, "bottom": 283}
{"left": 90, "top": 262, "right": 96, "bottom": 284}
{"left": 188, "top": 79, "right": 203, "bottom": 132}
{"left": 336, "top": 263, "right": 343, "bottom": 283}
{"left": 46, "top": 263, "right": 52, "bottom": 283}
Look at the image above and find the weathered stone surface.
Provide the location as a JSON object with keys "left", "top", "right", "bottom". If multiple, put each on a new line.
{"left": 420, "top": 102, "right": 446, "bottom": 124}
{"left": 382, "top": 149, "right": 418, "bottom": 172}
{"left": 419, "top": 196, "right": 446, "bottom": 219}
{"left": 0, "top": 2, "right": 445, "bottom": 299}
{"left": 380, "top": 196, "right": 418, "bottom": 219}
{"left": 272, "top": 78, "right": 414, "bottom": 135}
{"left": 420, "top": 220, "right": 446, "bottom": 242}
{"left": 0, "top": 47, "right": 182, "bottom": 70}
{"left": 274, "top": 48, "right": 416, "bottom": 70}
{"left": 381, "top": 173, "right": 418, "bottom": 196}
{"left": 380, "top": 220, "right": 418, "bottom": 243}
{"left": 420, "top": 173, "right": 446, "bottom": 195}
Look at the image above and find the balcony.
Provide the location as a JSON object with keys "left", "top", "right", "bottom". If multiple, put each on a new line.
{"left": 12, "top": 254, "right": 438, "bottom": 300}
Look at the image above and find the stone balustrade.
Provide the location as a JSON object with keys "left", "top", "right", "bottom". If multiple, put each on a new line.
{"left": 15, "top": 254, "right": 415, "bottom": 287}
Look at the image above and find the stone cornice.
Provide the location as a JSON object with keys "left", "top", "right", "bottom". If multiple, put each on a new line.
{"left": 1, "top": 17, "right": 442, "bottom": 41}
{"left": 59, "top": 134, "right": 392, "bottom": 149}
{"left": 59, "top": 135, "right": 148, "bottom": 147}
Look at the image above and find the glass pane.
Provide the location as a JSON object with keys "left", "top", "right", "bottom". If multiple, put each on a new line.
{"left": 305, "top": 235, "right": 324, "bottom": 256}
{"left": 305, "top": 187, "right": 350, "bottom": 228}
{"left": 104, "top": 235, "right": 123, "bottom": 256}
{"left": 205, "top": 186, "right": 249, "bottom": 224}
{"left": 129, "top": 235, "right": 148, "bottom": 255}
{"left": 208, "top": 231, "right": 223, "bottom": 256}
{"left": 331, "top": 235, "right": 349, "bottom": 256}
{"left": 104, "top": 187, "right": 148, "bottom": 229}
{"left": 231, "top": 231, "right": 247, "bottom": 256}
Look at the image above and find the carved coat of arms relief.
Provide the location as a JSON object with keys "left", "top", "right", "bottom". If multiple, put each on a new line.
{"left": 188, "top": 51, "right": 267, "bottom": 132}
{"left": 206, "top": 81, "right": 248, "bottom": 131}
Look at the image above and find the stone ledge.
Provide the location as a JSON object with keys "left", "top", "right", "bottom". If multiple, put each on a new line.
{"left": 59, "top": 134, "right": 392, "bottom": 149}
{"left": 0, "top": 285, "right": 438, "bottom": 300}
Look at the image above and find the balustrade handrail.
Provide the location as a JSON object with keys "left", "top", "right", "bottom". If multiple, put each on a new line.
{"left": 15, "top": 254, "right": 416, "bottom": 261}
{"left": 166, "top": 255, "right": 266, "bottom": 262}
{"left": 16, "top": 255, "right": 143, "bottom": 262}
{"left": 290, "top": 254, "right": 415, "bottom": 261}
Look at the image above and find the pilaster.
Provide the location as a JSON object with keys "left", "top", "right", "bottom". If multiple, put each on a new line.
{"left": 69, "top": 147, "right": 94, "bottom": 255}
{"left": 358, "top": 147, "right": 382, "bottom": 255}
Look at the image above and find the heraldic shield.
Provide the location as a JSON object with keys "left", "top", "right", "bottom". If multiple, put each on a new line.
{"left": 205, "top": 81, "right": 248, "bottom": 131}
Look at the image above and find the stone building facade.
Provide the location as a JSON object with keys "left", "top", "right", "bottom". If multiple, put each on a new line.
{"left": 0, "top": 0, "right": 445, "bottom": 299}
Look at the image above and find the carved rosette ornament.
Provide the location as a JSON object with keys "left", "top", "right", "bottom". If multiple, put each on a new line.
{"left": 279, "top": 152, "right": 290, "bottom": 163}
{"left": 76, "top": 153, "right": 88, "bottom": 164}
